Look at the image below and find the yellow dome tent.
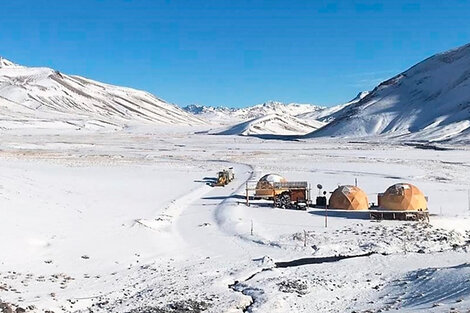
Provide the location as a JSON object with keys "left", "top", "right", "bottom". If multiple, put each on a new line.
{"left": 255, "top": 174, "right": 287, "bottom": 198}
{"left": 378, "top": 183, "right": 427, "bottom": 211}
{"left": 328, "top": 185, "right": 369, "bottom": 210}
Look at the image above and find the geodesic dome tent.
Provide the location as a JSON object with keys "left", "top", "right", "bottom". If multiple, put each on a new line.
{"left": 378, "top": 183, "right": 427, "bottom": 211}
{"left": 255, "top": 174, "right": 287, "bottom": 198}
{"left": 328, "top": 185, "right": 369, "bottom": 210}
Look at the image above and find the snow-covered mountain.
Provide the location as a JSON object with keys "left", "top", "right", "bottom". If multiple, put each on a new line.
{"left": 0, "top": 57, "right": 17, "bottom": 68}
{"left": 184, "top": 101, "right": 324, "bottom": 124}
{"left": 215, "top": 113, "right": 325, "bottom": 136}
{"left": 308, "top": 43, "right": 470, "bottom": 143}
{"left": 237, "top": 101, "right": 324, "bottom": 120}
{"left": 186, "top": 101, "right": 326, "bottom": 136}
{"left": 297, "top": 91, "right": 369, "bottom": 122}
{"left": 183, "top": 104, "right": 238, "bottom": 124}
{"left": 0, "top": 57, "right": 204, "bottom": 130}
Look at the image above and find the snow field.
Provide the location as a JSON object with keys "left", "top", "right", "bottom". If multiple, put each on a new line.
{"left": 0, "top": 130, "right": 470, "bottom": 312}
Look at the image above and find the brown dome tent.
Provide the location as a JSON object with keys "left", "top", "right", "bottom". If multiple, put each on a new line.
{"left": 378, "top": 183, "right": 427, "bottom": 211}
{"left": 255, "top": 174, "right": 287, "bottom": 198}
{"left": 328, "top": 185, "right": 369, "bottom": 210}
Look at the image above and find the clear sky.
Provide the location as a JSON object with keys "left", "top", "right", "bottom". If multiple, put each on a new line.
{"left": 1, "top": 1, "right": 469, "bottom": 108}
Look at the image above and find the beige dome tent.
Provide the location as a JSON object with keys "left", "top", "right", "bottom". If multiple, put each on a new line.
{"left": 328, "top": 185, "right": 369, "bottom": 210}
{"left": 255, "top": 174, "right": 287, "bottom": 198}
{"left": 378, "top": 183, "right": 427, "bottom": 211}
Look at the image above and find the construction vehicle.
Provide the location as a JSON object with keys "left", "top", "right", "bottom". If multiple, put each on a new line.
{"left": 213, "top": 167, "right": 235, "bottom": 187}
{"left": 272, "top": 181, "right": 311, "bottom": 210}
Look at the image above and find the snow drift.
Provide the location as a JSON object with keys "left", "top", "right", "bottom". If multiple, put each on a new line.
{"left": 308, "top": 43, "right": 470, "bottom": 143}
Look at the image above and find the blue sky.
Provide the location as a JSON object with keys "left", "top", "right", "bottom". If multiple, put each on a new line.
{"left": 1, "top": 1, "right": 469, "bottom": 108}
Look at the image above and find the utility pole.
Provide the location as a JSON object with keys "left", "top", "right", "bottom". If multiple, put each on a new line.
{"left": 355, "top": 178, "right": 358, "bottom": 187}
{"left": 303, "top": 230, "right": 307, "bottom": 247}
{"left": 468, "top": 189, "right": 470, "bottom": 212}
{"left": 250, "top": 220, "right": 253, "bottom": 236}
{"left": 325, "top": 203, "right": 328, "bottom": 228}
{"left": 245, "top": 182, "right": 249, "bottom": 206}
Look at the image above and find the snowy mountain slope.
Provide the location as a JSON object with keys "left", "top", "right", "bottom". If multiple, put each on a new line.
{"left": 238, "top": 101, "right": 324, "bottom": 120}
{"left": 215, "top": 113, "right": 325, "bottom": 136}
{"left": 297, "top": 91, "right": 369, "bottom": 122}
{"left": 0, "top": 57, "right": 18, "bottom": 68}
{"left": 183, "top": 104, "right": 238, "bottom": 124}
{"left": 0, "top": 57, "right": 204, "bottom": 129}
{"left": 0, "top": 96, "right": 120, "bottom": 131}
{"left": 308, "top": 43, "right": 470, "bottom": 142}
{"left": 184, "top": 101, "right": 324, "bottom": 125}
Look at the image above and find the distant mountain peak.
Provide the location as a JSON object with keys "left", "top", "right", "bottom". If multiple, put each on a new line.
{"left": 0, "top": 57, "right": 19, "bottom": 68}
{"left": 183, "top": 101, "right": 325, "bottom": 125}
{"left": 261, "top": 100, "right": 283, "bottom": 107}
{"left": 183, "top": 104, "right": 205, "bottom": 114}
{"left": 350, "top": 91, "right": 370, "bottom": 102}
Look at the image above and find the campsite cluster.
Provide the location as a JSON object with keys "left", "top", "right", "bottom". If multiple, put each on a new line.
{"left": 241, "top": 173, "right": 429, "bottom": 221}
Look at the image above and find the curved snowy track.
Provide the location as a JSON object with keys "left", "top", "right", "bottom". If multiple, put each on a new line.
{"left": 175, "top": 162, "right": 261, "bottom": 258}
{"left": 171, "top": 162, "right": 289, "bottom": 312}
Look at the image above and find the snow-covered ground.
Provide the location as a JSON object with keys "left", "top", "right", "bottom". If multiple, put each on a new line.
{"left": 1, "top": 125, "right": 470, "bottom": 313}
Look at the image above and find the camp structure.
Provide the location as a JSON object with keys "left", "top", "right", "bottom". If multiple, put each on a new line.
{"left": 378, "top": 183, "right": 427, "bottom": 211}
{"left": 254, "top": 174, "right": 287, "bottom": 199}
{"left": 328, "top": 185, "right": 369, "bottom": 210}
{"left": 370, "top": 183, "right": 429, "bottom": 221}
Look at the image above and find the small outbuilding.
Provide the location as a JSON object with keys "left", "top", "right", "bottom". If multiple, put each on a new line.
{"left": 378, "top": 183, "right": 427, "bottom": 211}
{"left": 255, "top": 174, "right": 287, "bottom": 198}
{"left": 328, "top": 185, "right": 369, "bottom": 210}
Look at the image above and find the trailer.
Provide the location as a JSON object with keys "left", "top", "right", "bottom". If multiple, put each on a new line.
{"left": 245, "top": 180, "right": 311, "bottom": 210}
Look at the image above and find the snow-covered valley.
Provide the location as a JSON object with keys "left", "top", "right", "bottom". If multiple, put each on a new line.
{"left": 2, "top": 41, "right": 470, "bottom": 313}
{"left": 1, "top": 126, "right": 470, "bottom": 313}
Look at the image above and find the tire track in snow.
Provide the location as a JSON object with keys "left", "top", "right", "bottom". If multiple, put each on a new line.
{"left": 213, "top": 162, "right": 255, "bottom": 233}
{"left": 135, "top": 182, "right": 213, "bottom": 232}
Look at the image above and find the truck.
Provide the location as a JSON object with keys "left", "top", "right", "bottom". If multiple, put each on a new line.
{"left": 272, "top": 181, "right": 311, "bottom": 210}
